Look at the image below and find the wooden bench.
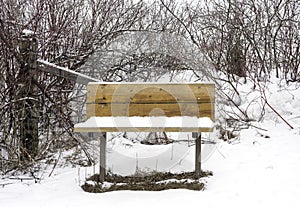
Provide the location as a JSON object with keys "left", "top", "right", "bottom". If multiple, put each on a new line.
{"left": 74, "top": 82, "right": 215, "bottom": 181}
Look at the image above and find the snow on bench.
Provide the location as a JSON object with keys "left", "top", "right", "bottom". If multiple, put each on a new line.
{"left": 74, "top": 82, "right": 215, "bottom": 132}
{"left": 74, "top": 116, "right": 214, "bottom": 132}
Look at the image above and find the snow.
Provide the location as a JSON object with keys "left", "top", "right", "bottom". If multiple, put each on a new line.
{"left": 74, "top": 116, "right": 213, "bottom": 129}
{"left": 22, "top": 29, "right": 34, "bottom": 36}
{"left": 1, "top": 74, "right": 300, "bottom": 207}
{"left": 37, "top": 59, "right": 100, "bottom": 84}
{"left": 1, "top": 121, "right": 300, "bottom": 207}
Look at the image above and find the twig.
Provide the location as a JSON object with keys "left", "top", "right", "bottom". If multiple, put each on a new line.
{"left": 160, "top": 0, "right": 199, "bottom": 48}
{"left": 9, "top": 177, "right": 35, "bottom": 181}
{"left": 246, "top": 123, "right": 268, "bottom": 131}
{"left": 48, "top": 150, "right": 62, "bottom": 177}
{"left": 216, "top": 146, "right": 226, "bottom": 159}
{"left": 1, "top": 182, "right": 13, "bottom": 187}
{"left": 262, "top": 97, "right": 294, "bottom": 129}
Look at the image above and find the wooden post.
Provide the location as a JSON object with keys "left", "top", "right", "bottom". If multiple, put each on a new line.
{"left": 99, "top": 132, "right": 107, "bottom": 182}
{"left": 19, "top": 31, "right": 39, "bottom": 160}
{"left": 195, "top": 133, "right": 201, "bottom": 177}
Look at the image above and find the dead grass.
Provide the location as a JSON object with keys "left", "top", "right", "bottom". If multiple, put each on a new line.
{"left": 82, "top": 171, "right": 212, "bottom": 193}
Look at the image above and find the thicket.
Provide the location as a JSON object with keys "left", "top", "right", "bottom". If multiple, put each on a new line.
{"left": 0, "top": 0, "right": 299, "bottom": 174}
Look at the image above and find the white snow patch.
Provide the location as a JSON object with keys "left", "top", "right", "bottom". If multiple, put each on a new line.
{"left": 22, "top": 29, "right": 34, "bottom": 36}
{"left": 74, "top": 116, "right": 213, "bottom": 129}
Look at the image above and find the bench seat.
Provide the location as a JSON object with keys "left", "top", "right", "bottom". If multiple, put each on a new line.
{"left": 74, "top": 116, "right": 214, "bottom": 133}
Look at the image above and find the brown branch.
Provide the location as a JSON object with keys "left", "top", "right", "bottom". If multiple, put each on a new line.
{"left": 261, "top": 96, "right": 294, "bottom": 129}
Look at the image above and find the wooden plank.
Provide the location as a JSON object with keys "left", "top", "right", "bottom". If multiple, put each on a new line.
{"left": 37, "top": 59, "right": 100, "bottom": 85}
{"left": 86, "top": 83, "right": 215, "bottom": 121}
{"left": 86, "top": 102, "right": 214, "bottom": 120}
{"left": 19, "top": 34, "right": 39, "bottom": 160}
{"left": 74, "top": 126, "right": 213, "bottom": 133}
{"left": 87, "top": 83, "right": 215, "bottom": 103}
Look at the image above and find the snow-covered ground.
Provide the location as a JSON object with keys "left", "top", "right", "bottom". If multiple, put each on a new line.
{"left": 1, "top": 122, "right": 299, "bottom": 207}
{"left": 1, "top": 75, "right": 300, "bottom": 207}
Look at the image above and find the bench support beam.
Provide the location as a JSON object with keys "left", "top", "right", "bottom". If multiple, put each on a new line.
{"left": 195, "top": 133, "right": 201, "bottom": 177}
{"left": 99, "top": 132, "right": 107, "bottom": 182}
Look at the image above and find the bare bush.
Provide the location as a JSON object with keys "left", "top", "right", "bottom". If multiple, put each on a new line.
{"left": 0, "top": 0, "right": 149, "bottom": 173}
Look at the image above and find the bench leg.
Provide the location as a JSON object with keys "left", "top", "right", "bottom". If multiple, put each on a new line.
{"left": 99, "top": 132, "right": 107, "bottom": 182}
{"left": 195, "top": 132, "right": 201, "bottom": 178}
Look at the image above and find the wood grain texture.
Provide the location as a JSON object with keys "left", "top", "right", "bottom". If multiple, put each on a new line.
{"left": 86, "top": 83, "right": 215, "bottom": 121}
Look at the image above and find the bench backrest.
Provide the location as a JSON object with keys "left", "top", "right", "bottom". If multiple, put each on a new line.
{"left": 86, "top": 83, "right": 215, "bottom": 121}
